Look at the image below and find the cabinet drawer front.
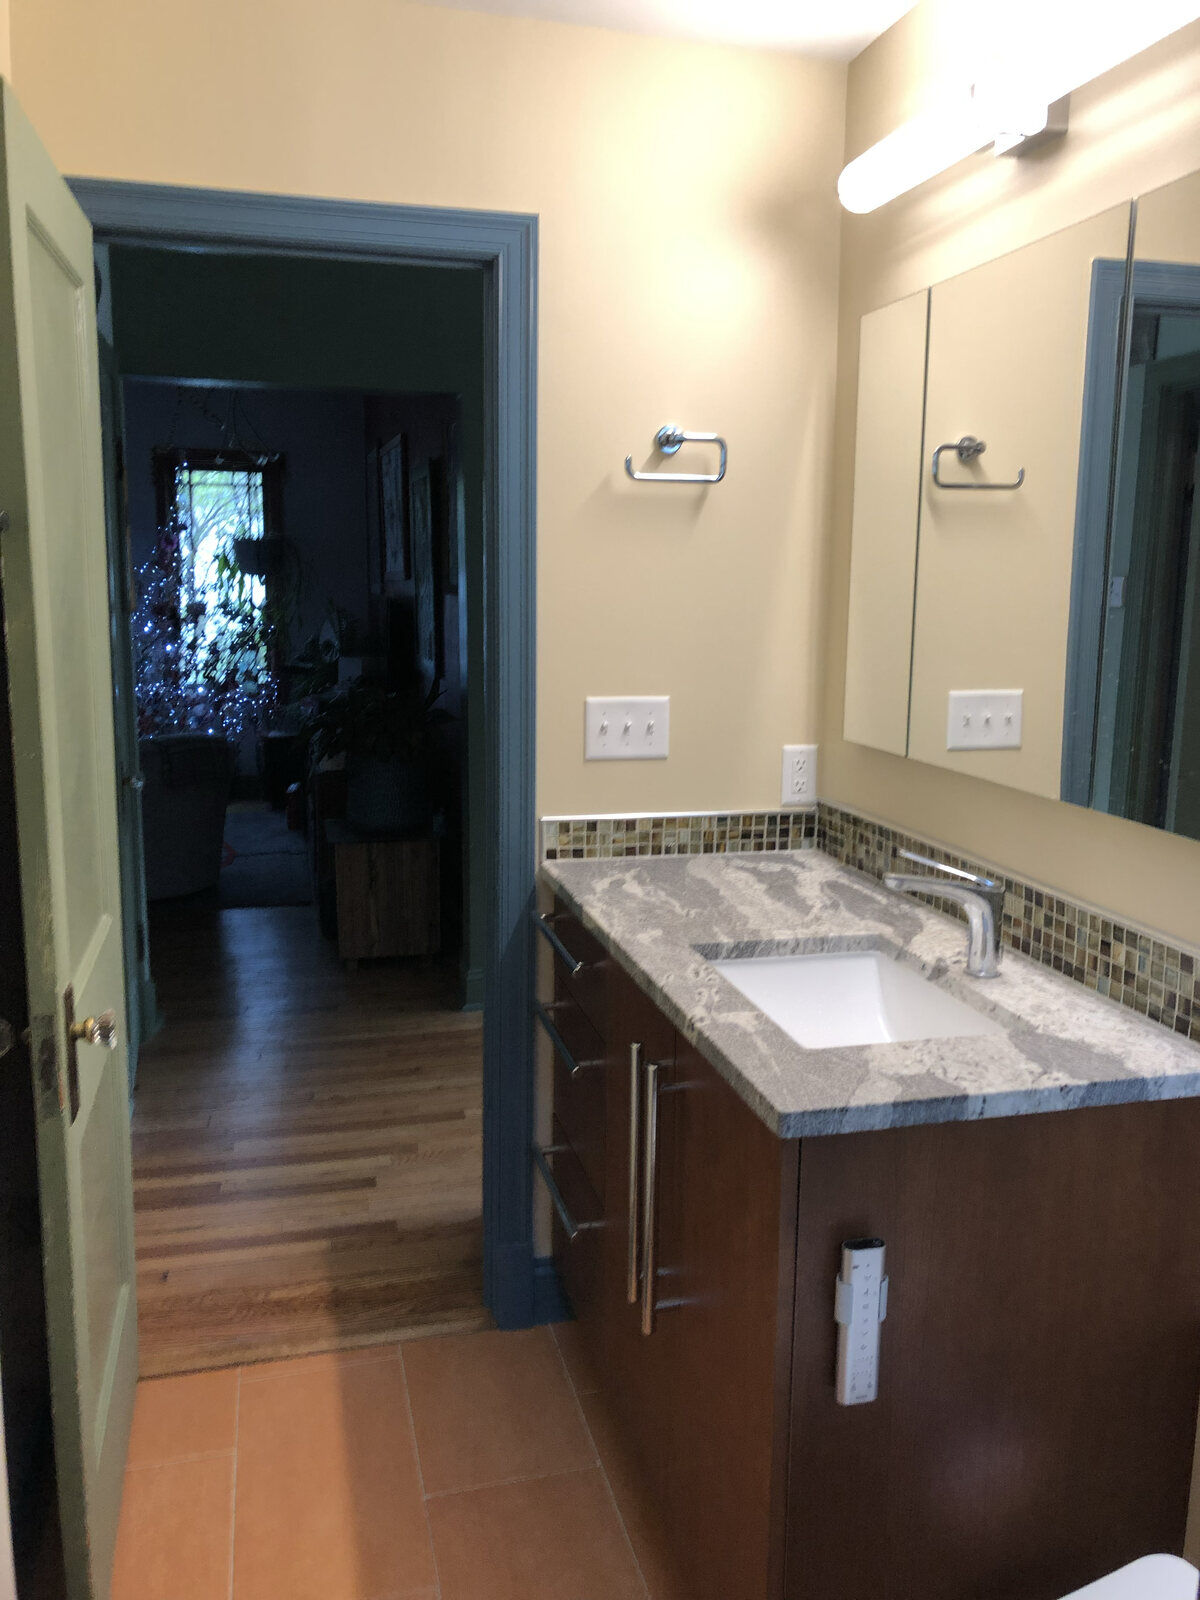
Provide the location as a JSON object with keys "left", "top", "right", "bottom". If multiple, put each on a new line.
{"left": 543, "top": 904, "right": 609, "bottom": 1034}
{"left": 544, "top": 998, "right": 607, "bottom": 1203}
{"left": 547, "top": 1117, "right": 604, "bottom": 1323}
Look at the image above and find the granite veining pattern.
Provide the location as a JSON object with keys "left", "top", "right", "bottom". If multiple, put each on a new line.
{"left": 540, "top": 851, "right": 1200, "bottom": 1138}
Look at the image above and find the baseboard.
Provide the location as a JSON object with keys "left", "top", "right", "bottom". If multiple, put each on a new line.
{"left": 531, "top": 1256, "right": 571, "bottom": 1326}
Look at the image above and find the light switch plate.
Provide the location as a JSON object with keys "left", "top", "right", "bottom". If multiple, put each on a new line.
{"left": 585, "top": 697, "right": 669, "bottom": 760}
{"left": 946, "top": 690, "right": 1023, "bottom": 751}
{"left": 781, "top": 744, "right": 818, "bottom": 806}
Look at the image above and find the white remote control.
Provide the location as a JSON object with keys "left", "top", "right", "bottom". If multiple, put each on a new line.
{"left": 834, "top": 1237, "right": 888, "bottom": 1406}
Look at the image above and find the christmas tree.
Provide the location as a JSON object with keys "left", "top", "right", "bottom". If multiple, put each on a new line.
{"left": 132, "top": 472, "right": 278, "bottom": 740}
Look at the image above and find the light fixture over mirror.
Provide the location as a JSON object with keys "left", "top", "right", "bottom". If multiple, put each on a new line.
{"left": 837, "top": 0, "right": 1200, "bottom": 213}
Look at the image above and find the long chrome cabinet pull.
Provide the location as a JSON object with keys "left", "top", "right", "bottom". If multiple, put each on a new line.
{"left": 532, "top": 910, "right": 586, "bottom": 976}
{"left": 639, "top": 1059, "right": 663, "bottom": 1337}
{"left": 532, "top": 1144, "right": 601, "bottom": 1243}
{"left": 627, "top": 1042, "right": 643, "bottom": 1304}
{"left": 533, "top": 1000, "right": 603, "bottom": 1079}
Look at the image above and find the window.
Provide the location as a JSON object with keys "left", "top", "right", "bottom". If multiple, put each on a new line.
{"left": 166, "top": 454, "right": 271, "bottom": 685}
{"left": 135, "top": 447, "right": 285, "bottom": 739}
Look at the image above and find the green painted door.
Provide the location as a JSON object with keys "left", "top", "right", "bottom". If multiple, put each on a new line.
{"left": 0, "top": 81, "right": 138, "bottom": 1598}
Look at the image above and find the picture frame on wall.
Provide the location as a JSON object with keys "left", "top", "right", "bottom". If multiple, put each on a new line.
{"left": 380, "top": 433, "right": 408, "bottom": 588}
{"left": 410, "top": 458, "right": 443, "bottom": 682}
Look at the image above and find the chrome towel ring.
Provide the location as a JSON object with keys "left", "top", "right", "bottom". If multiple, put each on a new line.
{"left": 931, "top": 435, "right": 1025, "bottom": 490}
{"left": 625, "top": 423, "right": 727, "bottom": 484}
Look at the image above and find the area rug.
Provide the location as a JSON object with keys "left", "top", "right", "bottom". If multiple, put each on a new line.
{"left": 219, "top": 802, "right": 312, "bottom": 907}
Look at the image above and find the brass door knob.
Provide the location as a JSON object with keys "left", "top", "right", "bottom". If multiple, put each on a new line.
{"left": 69, "top": 1010, "right": 118, "bottom": 1049}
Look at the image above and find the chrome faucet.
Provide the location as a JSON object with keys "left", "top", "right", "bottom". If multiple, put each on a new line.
{"left": 883, "top": 850, "right": 1006, "bottom": 978}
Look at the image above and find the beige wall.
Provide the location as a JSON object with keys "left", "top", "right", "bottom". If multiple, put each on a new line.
{"left": 828, "top": 4, "right": 1200, "bottom": 949}
{"left": 10, "top": 0, "right": 845, "bottom": 821}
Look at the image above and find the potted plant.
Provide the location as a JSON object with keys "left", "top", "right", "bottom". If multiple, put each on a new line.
{"left": 303, "top": 677, "right": 452, "bottom": 835}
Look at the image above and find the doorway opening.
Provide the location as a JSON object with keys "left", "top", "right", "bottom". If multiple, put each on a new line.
{"left": 119, "top": 369, "right": 488, "bottom": 1370}
{"left": 74, "top": 183, "right": 539, "bottom": 1371}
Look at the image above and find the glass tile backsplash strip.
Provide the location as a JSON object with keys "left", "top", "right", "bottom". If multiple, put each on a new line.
{"left": 540, "top": 810, "right": 818, "bottom": 861}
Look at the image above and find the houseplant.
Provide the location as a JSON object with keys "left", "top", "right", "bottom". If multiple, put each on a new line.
{"left": 303, "top": 677, "right": 452, "bottom": 835}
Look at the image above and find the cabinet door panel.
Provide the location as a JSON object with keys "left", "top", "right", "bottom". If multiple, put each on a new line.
{"left": 654, "top": 1040, "right": 797, "bottom": 1600}
{"left": 600, "top": 971, "right": 676, "bottom": 1490}
{"left": 786, "top": 1099, "right": 1200, "bottom": 1600}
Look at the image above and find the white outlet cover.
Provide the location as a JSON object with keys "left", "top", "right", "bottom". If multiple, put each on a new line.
{"left": 781, "top": 744, "right": 818, "bottom": 806}
{"left": 585, "top": 697, "right": 669, "bottom": 760}
{"left": 946, "top": 690, "right": 1023, "bottom": 751}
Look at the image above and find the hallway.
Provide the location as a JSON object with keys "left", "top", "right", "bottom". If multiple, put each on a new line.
{"left": 132, "top": 906, "right": 487, "bottom": 1375}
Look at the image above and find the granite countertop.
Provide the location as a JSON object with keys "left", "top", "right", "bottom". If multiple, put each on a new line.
{"left": 540, "top": 850, "right": 1200, "bottom": 1138}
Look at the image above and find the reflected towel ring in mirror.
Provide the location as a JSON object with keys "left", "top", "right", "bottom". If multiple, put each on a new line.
{"left": 931, "top": 435, "right": 1026, "bottom": 490}
{"left": 625, "top": 423, "right": 728, "bottom": 484}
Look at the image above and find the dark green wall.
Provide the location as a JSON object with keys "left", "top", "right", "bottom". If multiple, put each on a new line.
{"left": 109, "top": 246, "right": 488, "bottom": 1004}
{"left": 109, "top": 248, "right": 485, "bottom": 394}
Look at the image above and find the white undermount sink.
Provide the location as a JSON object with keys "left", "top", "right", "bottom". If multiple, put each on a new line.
{"left": 710, "top": 949, "right": 1005, "bottom": 1050}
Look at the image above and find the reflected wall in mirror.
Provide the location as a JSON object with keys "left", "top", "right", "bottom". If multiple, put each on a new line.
{"left": 844, "top": 289, "right": 928, "bottom": 758}
{"left": 908, "top": 204, "right": 1130, "bottom": 799}
{"left": 843, "top": 166, "right": 1200, "bottom": 846}
{"left": 1082, "top": 172, "right": 1200, "bottom": 840}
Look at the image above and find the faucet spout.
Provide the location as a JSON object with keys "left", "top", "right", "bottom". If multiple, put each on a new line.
{"left": 882, "top": 851, "right": 1005, "bottom": 979}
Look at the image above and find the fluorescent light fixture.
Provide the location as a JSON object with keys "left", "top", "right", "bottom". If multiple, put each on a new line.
{"left": 838, "top": 1, "right": 1200, "bottom": 213}
{"left": 838, "top": 87, "right": 991, "bottom": 214}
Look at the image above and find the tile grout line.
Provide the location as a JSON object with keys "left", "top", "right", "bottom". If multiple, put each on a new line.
{"left": 238, "top": 1347, "right": 402, "bottom": 1383}
{"left": 548, "top": 1327, "right": 652, "bottom": 1600}
{"left": 398, "top": 1343, "right": 443, "bottom": 1600}
{"left": 420, "top": 1460, "right": 606, "bottom": 1502}
{"left": 125, "top": 1447, "right": 237, "bottom": 1470}
{"left": 228, "top": 1368, "right": 241, "bottom": 1600}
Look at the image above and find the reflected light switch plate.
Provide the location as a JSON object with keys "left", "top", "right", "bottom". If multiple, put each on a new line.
{"left": 946, "top": 690, "right": 1022, "bottom": 751}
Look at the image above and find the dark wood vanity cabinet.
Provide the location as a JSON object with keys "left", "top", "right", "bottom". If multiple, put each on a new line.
{"left": 539, "top": 900, "right": 1200, "bottom": 1600}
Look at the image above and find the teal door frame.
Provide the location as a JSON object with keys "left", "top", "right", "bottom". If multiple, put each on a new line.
{"left": 69, "top": 179, "right": 542, "bottom": 1328}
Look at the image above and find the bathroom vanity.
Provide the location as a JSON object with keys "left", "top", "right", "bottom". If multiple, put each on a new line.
{"left": 536, "top": 851, "right": 1200, "bottom": 1600}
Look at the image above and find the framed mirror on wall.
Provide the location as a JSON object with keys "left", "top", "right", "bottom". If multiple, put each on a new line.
{"left": 843, "top": 165, "right": 1200, "bottom": 845}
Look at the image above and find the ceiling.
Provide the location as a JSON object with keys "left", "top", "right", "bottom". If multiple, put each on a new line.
{"left": 413, "top": 0, "right": 917, "bottom": 60}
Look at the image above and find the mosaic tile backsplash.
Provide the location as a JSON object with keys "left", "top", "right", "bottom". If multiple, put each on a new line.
{"left": 540, "top": 810, "right": 818, "bottom": 860}
{"left": 816, "top": 803, "right": 1200, "bottom": 1043}
{"left": 539, "top": 802, "right": 1200, "bottom": 1046}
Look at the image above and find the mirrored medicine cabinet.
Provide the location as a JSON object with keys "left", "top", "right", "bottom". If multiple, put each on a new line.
{"left": 844, "top": 167, "right": 1200, "bottom": 843}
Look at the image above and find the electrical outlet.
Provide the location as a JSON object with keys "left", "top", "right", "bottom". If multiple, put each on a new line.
{"left": 781, "top": 744, "right": 818, "bottom": 806}
{"left": 585, "top": 697, "right": 669, "bottom": 760}
{"left": 946, "top": 690, "right": 1023, "bottom": 751}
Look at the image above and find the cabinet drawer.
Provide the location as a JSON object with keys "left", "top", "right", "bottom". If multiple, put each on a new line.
{"left": 540, "top": 996, "right": 607, "bottom": 1203}
{"left": 544, "top": 1116, "right": 604, "bottom": 1323}
{"left": 537, "top": 903, "right": 610, "bottom": 1034}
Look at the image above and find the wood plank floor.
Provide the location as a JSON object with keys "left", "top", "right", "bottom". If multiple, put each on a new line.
{"left": 133, "top": 905, "right": 488, "bottom": 1377}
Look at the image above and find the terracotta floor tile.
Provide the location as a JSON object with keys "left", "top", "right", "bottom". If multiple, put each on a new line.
{"left": 238, "top": 1344, "right": 397, "bottom": 1382}
{"left": 233, "top": 1354, "right": 435, "bottom": 1600}
{"left": 551, "top": 1319, "right": 601, "bottom": 1396}
{"left": 127, "top": 1369, "right": 240, "bottom": 1467}
{"left": 112, "top": 1454, "right": 234, "bottom": 1600}
{"left": 403, "top": 1326, "right": 595, "bottom": 1495}
{"left": 427, "top": 1466, "right": 647, "bottom": 1600}
{"left": 579, "top": 1390, "right": 690, "bottom": 1600}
